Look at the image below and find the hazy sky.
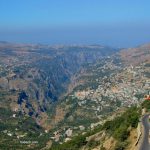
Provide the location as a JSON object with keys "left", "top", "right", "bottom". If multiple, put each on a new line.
{"left": 0, "top": 0, "right": 150, "bottom": 47}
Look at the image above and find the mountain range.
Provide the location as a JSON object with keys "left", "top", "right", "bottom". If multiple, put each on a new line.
{"left": 0, "top": 42, "right": 149, "bottom": 149}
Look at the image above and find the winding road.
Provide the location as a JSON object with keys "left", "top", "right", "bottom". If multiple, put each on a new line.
{"left": 139, "top": 114, "right": 150, "bottom": 150}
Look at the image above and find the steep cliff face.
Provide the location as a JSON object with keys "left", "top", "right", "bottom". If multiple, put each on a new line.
{"left": 0, "top": 43, "right": 118, "bottom": 128}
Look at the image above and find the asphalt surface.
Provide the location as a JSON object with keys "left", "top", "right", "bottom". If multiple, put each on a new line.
{"left": 139, "top": 114, "right": 150, "bottom": 150}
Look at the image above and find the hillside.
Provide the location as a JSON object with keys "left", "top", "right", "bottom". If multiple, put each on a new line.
{"left": 120, "top": 44, "right": 150, "bottom": 65}
{"left": 51, "top": 106, "right": 141, "bottom": 150}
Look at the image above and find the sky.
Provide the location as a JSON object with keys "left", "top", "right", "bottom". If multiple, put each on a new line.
{"left": 0, "top": 0, "right": 150, "bottom": 47}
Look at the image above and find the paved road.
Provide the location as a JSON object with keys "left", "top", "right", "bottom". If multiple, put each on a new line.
{"left": 139, "top": 114, "right": 150, "bottom": 150}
